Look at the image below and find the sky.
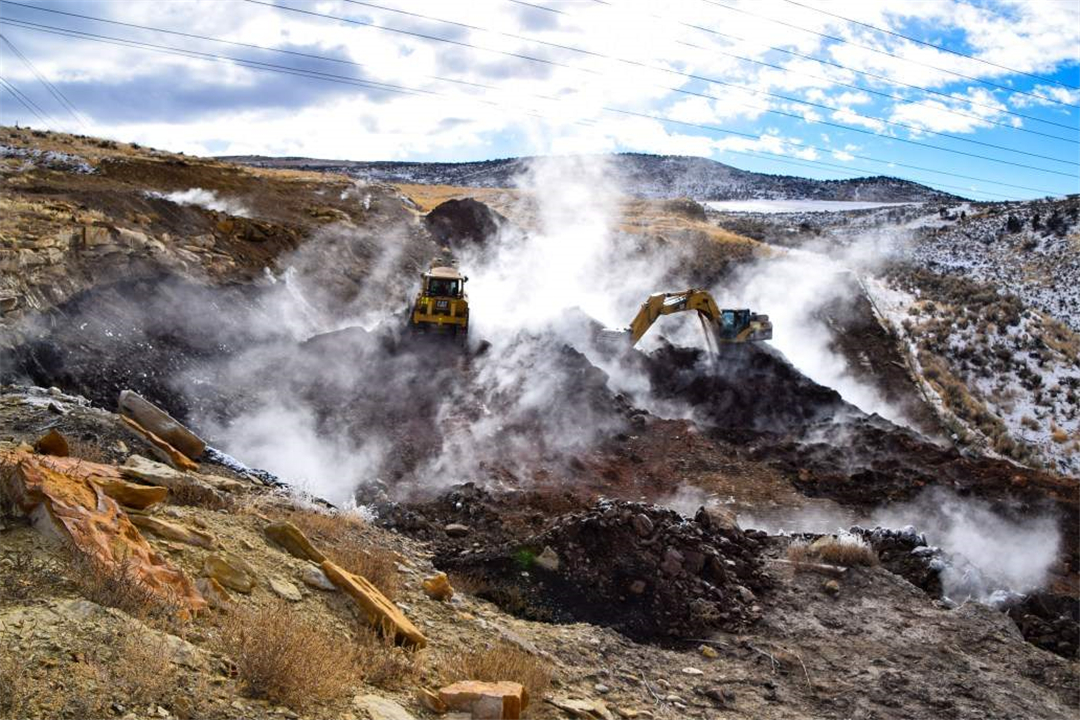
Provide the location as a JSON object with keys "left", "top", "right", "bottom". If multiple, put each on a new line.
{"left": 0, "top": 0, "right": 1077, "bottom": 200}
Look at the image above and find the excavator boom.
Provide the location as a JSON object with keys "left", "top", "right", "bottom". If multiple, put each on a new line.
{"left": 612, "top": 289, "right": 772, "bottom": 347}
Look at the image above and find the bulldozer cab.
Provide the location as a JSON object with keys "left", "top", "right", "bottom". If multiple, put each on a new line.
{"left": 411, "top": 266, "right": 469, "bottom": 338}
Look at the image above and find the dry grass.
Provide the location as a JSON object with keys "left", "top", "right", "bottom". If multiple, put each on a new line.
{"left": 440, "top": 641, "right": 553, "bottom": 707}
{"left": 788, "top": 534, "right": 879, "bottom": 568}
{"left": 277, "top": 508, "right": 402, "bottom": 600}
{"left": 353, "top": 625, "right": 427, "bottom": 689}
{"left": 69, "top": 555, "right": 183, "bottom": 626}
{"left": 216, "top": 602, "right": 360, "bottom": 710}
{"left": 104, "top": 632, "right": 184, "bottom": 709}
{"left": 0, "top": 553, "right": 67, "bottom": 604}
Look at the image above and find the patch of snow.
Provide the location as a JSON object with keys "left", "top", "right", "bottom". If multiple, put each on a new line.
{"left": 0, "top": 144, "right": 95, "bottom": 174}
{"left": 705, "top": 200, "right": 918, "bottom": 213}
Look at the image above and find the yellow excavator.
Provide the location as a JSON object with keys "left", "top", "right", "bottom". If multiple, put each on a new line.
{"left": 409, "top": 265, "right": 469, "bottom": 338}
{"left": 606, "top": 289, "right": 772, "bottom": 350}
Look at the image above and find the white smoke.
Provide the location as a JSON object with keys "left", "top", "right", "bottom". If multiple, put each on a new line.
{"left": 147, "top": 187, "right": 251, "bottom": 217}
{"left": 722, "top": 234, "right": 910, "bottom": 425}
{"left": 871, "top": 488, "right": 1061, "bottom": 601}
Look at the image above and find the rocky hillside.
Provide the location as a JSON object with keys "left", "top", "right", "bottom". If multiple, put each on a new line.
{"left": 2, "top": 128, "right": 1078, "bottom": 720}
{"left": 224, "top": 153, "right": 961, "bottom": 203}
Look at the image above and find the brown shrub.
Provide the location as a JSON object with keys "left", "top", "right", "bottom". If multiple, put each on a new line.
{"left": 352, "top": 625, "right": 426, "bottom": 689}
{"left": 811, "top": 535, "right": 878, "bottom": 567}
{"left": 102, "top": 632, "right": 183, "bottom": 708}
{"left": 440, "top": 641, "right": 553, "bottom": 707}
{"left": 69, "top": 555, "right": 182, "bottom": 626}
{"left": 216, "top": 602, "right": 359, "bottom": 709}
{"left": 1051, "top": 426, "right": 1069, "bottom": 444}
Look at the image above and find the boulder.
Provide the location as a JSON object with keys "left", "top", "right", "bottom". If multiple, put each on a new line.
{"left": 417, "top": 688, "right": 447, "bottom": 714}
{"left": 203, "top": 552, "right": 257, "bottom": 593}
{"left": 34, "top": 428, "right": 69, "bottom": 457}
{"left": 535, "top": 546, "right": 560, "bottom": 572}
{"left": 0, "top": 450, "right": 205, "bottom": 614}
{"left": 130, "top": 515, "right": 217, "bottom": 549}
{"left": 320, "top": 560, "right": 427, "bottom": 648}
{"left": 421, "top": 572, "right": 454, "bottom": 601}
{"left": 445, "top": 523, "right": 471, "bottom": 538}
{"left": 439, "top": 681, "right": 528, "bottom": 720}
{"left": 301, "top": 564, "right": 338, "bottom": 591}
{"left": 120, "top": 416, "right": 199, "bottom": 471}
{"left": 118, "top": 390, "right": 206, "bottom": 461}
{"left": 264, "top": 520, "right": 326, "bottom": 563}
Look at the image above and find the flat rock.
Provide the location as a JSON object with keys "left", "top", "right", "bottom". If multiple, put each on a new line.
{"left": 203, "top": 552, "right": 257, "bottom": 593}
{"left": 130, "top": 515, "right": 216, "bottom": 549}
{"left": 34, "top": 428, "right": 69, "bottom": 457}
{"left": 354, "top": 694, "right": 417, "bottom": 720}
{"left": 301, "top": 564, "right": 337, "bottom": 591}
{"left": 265, "top": 520, "right": 326, "bottom": 563}
{"left": 269, "top": 577, "right": 302, "bottom": 602}
{"left": 121, "top": 455, "right": 221, "bottom": 504}
{"left": 321, "top": 560, "right": 427, "bottom": 648}
{"left": 93, "top": 477, "right": 169, "bottom": 510}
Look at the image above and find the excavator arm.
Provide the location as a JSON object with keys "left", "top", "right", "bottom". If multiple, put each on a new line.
{"left": 610, "top": 288, "right": 772, "bottom": 348}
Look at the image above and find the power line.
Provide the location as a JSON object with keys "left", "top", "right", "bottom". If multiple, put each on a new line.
{"left": 245, "top": 0, "right": 1076, "bottom": 176}
{"left": 0, "top": 16, "right": 1065, "bottom": 198}
{"left": 780, "top": 0, "right": 1080, "bottom": 91}
{"left": 698, "top": 0, "right": 1079, "bottom": 110}
{"left": 352, "top": 0, "right": 1077, "bottom": 148}
{"left": 0, "top": 75, "right": 54, "bottom": 128}
{"left": 0, "top": 33, "right": 88, "bottom": 129}
{"left": 594, "top": 0, "right": 1078, "bottom": 138}
{"left": 0, "top": 72, "right": 59, "bottom": 129}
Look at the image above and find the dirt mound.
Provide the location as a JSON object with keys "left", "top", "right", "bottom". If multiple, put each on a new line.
{"left": 439, "top": 499, "right": 769, "bottom": 642}
{"left": 424, "top": 198, "right": 509, "bottom": 248}
{"left": 643, "top": 342, "right": 852, "bottom": 432}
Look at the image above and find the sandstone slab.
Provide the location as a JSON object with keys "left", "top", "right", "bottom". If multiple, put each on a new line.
{"left": 118, "top": 390, "right": 206, "bottom": 460}
{"left": 321, "top": 560, "right": 427, "bottom": 648}
{"left": 265, "top": 520, "right": 326, "bottom": 563}
{"left": 439, "top": 681, "right": 528, "bottom": 720}
{"left": 130, "top": 514, "right": 216, "bottom": 549}
{"left": 203, "top": 552, "right": 257, "bottom": 593}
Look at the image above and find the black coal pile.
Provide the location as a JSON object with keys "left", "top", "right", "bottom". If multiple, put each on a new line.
{"left": 1002, "top": 593, "right": 1079, "bottom": 659}
{"left": 424, "top": 198, "right": 511, "bottom": 249}
{"left": 642, "top": 341, "right": 852, "bottom": 432}
{"left": 439, "top": 499, "right": 769, "bottom": 643}
{"left": 850, "top": 526, "right": 943, "bottom": 596}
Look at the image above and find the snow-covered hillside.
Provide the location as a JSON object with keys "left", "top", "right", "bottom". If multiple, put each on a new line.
{"left": 224, "top": 153, "right": 961, "bottom": 203}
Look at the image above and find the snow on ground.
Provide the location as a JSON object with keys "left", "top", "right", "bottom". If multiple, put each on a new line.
{"left": 864, "top": 275, "right": 1080, "bottom": 476}
{"left": 704, "top": 200, "right": 918, "bottom": 213}
{"left": 0, "top": 144, "right": 95, "bottom": 174}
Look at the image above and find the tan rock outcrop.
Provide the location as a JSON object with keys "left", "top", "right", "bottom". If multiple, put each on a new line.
{"left": 120, "top": 416, "right": 199, "bottom": 471}
{"left": 94, "top": 478, "right": 168, "bottom": 510}
{"left": 195, "top": 576, "right": 232, "bottom": 609}
{"left": 439, "top": 681, "right": 528, "bottom": 719}
{"left": 120, "top": 455, "right": 221, "bottom": 504}
{"left": 118, "top": 390, "right": 206, "bottom": 461}
{"left": 0, "top": 450, "right": 205, "bottom": 614}
{"left": 320, "top": 560, "right": 427, "bottom": 649}
{"left": 130, "top": 514, "right": 217, "bottom": 549}
{"left": 264, "top": 520, "right": 326, "bottom": 563}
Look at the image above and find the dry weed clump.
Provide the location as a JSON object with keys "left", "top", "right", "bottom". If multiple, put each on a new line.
{"left": 216, "top": 602, "right": 359, "bottom": 709}
{"left": 352, "top": 625, "right": 426, "bottom": 689}
{"left": 788, "top": 534, "right": 879, "bottom": 568}
{"left": 440, "top": 641, "right": 553, "bottom": 706}
{"left": 70, "top": 555, "right": 183, "bottom": 627}
{"left": 279, "top": 508, "right": 402, "bottom": 600}
{"left": 100, "top": 632, "right": 183, "bottom": 709}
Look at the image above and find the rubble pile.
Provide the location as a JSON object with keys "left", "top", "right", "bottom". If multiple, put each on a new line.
{"left": 442, "top": 500, "right": 769, "bottom": 642}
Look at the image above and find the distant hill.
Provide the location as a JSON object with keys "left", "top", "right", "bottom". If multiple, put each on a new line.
{"left": 221, "top": 152, "right": 963, "bottom": 203}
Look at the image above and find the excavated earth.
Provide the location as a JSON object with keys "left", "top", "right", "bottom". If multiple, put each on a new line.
{"left": 2, "top": 130, "right": 1079, "bottom": 718}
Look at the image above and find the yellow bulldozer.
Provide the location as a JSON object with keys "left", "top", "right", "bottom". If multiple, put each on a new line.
{"left": 409, "top": 265, "right": 469, "bottom": 338}
{"left": 605, "top": 288, "right": 772, "bottom": 351}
